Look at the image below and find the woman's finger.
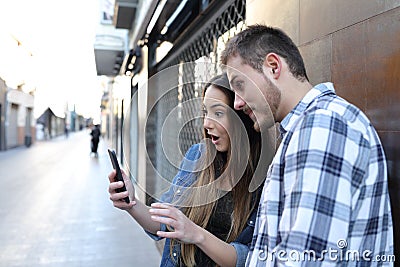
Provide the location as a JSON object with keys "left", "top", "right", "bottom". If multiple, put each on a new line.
{"left": 108, "top": 181, "right": 125, "bottom": 193}
{"left": 113, "top": 200, "right": 135, "bottom": 209}
{"left": 150, "top": 215, "right": 177, "bottom": 227}
{"left": 156, "top": 231, "right": 179, "bottom": 239}
{"left": 109, "top": 191, "right": 129, "bottom": 201}
{"left": 108, "top": 170, "right": 117, "bottom": 182}
{"left": 150, "top": 202, "right": 173, "bottom": 209}
{"left": 148, "top": 207, "right": 178, "bottom": 218}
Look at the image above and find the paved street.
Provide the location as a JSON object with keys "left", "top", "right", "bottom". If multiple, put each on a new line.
{"left": 0, "top": 130, "right": 161, "bottom": 267}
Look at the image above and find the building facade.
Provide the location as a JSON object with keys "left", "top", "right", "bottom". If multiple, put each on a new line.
{"left": 0, "top": 79, "right": 35, "bottom": 150}
{"left": 95, "top": 0, "right": 400, "bottom": 258}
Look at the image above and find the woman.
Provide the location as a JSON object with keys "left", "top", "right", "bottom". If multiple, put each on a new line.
{"left": 108, "top": 73, "right": 263, "bottom": 266}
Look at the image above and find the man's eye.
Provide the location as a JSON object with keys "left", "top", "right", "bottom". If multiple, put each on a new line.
{"left": 235, "top": 81, "right": 244, "bottom": 90}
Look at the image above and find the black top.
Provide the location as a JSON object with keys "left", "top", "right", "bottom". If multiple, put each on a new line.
{"left": 194, "top": 191, "right": 233, "bottom": 266}
{"left": 180, "top": 152, "right": 234, "bottom": 266}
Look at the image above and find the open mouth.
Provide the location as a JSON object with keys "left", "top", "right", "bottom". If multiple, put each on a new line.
{"left": 209, "top": 134, "right": 220, "bottom": 142}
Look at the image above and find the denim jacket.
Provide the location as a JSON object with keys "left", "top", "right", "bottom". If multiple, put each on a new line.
{"left": 145, "top": 144, "right": 259, "bottom": 267}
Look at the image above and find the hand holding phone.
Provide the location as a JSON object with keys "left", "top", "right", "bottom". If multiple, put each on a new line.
{"left": 107, "top": 149, "right": 130, "bottom": 204}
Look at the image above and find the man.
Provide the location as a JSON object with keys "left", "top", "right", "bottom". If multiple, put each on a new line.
{"left": 221, "top": 25, "right": 393, "bottom": 266}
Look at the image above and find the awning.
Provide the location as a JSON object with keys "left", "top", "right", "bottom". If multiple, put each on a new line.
{"left": 94, "top": 34, "right": 125, "bottom": 76}
{"left": 114, "top": 0, "right": 139, "bottom": 29}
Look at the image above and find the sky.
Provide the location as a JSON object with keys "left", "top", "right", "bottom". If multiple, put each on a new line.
{"left": 0, "top": 0, "right": 103, "bottom": 119}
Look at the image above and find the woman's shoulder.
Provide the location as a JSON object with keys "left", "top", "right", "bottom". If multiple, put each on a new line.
{"left": 183, "top": 143, "right": 205, "bottom": 160}
{"left": 167, "top": 143, "right": 206, "bottom": 196}
{"left": 179, "top": 143, "right": 206, "bottom": 171}
{"left": 178, "top": 143, "right": 205, "bottom": 171}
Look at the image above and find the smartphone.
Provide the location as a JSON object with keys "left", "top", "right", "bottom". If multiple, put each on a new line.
{"left": 107, "top": 149, "right": 130, "bottom": 204}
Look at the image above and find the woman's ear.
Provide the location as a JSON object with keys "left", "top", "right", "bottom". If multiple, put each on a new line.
{"left": 263, "top": 53, "right": 281, "bottom": 78}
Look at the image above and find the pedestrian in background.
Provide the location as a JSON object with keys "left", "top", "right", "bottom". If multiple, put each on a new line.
{"left": 90, "top": 124, "right": 100, "bottom": 157}
{"left": 108, "top": 73, "right": 265, "bottom": 266}
{"left": 221, "top": 24, "right": 394, "bottom": 266}
{"left": 64, "top": 124, "right": 69, "bottom": 138}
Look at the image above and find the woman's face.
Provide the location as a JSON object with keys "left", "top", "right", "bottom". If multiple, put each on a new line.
{"left": 203, "top": 85, "right": 231, "bottom": 152}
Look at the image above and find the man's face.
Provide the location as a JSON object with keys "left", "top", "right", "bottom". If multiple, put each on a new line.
{"left": 226, "top": 55, "right": 279, "bottom": 132}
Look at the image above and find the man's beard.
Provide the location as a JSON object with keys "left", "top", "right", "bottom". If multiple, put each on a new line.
{"left": 252, "top": 101, "right": 276, "bottom": 133}
{"left": 254, "top": 113, "right": 275, "bottom": 133}
{"left": 259, "top": 73, "right": 280, "bottom": 129}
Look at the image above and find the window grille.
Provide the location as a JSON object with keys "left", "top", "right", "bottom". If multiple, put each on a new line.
{"left": 146, "top": 0, "right": 246, "bottom": 190}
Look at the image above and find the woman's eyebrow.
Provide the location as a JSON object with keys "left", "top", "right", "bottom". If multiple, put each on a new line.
{"left": 210, "top": 103, "right": 226, "bottom": 109}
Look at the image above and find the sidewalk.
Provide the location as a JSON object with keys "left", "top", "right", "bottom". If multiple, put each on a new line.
{"left": 0, "top": 130, "right": 161, "bottom": 267}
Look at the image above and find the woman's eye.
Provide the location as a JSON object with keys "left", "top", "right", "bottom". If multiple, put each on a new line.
{"left": 215, "top": 111, "right": 224, "bottom": 117}
{"left": 202, "top": 109, "right": 207, "bottom": 116}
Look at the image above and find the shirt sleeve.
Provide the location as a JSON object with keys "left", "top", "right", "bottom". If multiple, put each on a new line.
{"left": 159, "top": 143, "right": 203, "bottom": 203}
{"left": 144, "top": 143, "right": 203, "bottom": 240}
{"left": 231, "top": 192, "right": 259, "bottom": 266}
{"left": 231, "top": 242, "right": 250, "bottom": 267}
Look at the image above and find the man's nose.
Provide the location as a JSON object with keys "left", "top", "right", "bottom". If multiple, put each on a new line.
{"left": 234, "top": 93, "right": 246, "bottom": 110}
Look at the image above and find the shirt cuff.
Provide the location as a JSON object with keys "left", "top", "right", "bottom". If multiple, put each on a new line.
{"left": 144, "top": 223, "right": 167, "bottom": 241}
{"left": 230, "top": 242, "right": 249, "bottom": 267}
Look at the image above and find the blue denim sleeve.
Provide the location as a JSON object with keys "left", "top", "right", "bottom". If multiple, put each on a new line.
{"left": 145, "top": 225, "right": 166, "bottom": 241}
{"left": 230, "top": 194, "right": 259, "bottom": 266}
{"left": 144, "top": 144, "right": 203, "bottom": 240}
{"left": 159, "top": 143, "right": 202, "bottom": 203}
{"left": 231, "top": 242, "right": 250, "bottom": 267}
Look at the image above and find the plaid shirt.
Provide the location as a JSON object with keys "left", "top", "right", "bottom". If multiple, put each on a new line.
{"left": 246, "top": 83, "right": 394, "bottom": 266}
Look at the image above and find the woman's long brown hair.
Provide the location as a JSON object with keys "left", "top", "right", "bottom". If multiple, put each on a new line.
{"left": 170, "top": 73, "right": 261, "bottom": 266}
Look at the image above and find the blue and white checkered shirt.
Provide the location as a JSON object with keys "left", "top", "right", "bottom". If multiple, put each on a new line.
{"left": 246, "top": 83, "right": 394, "bottom": 266}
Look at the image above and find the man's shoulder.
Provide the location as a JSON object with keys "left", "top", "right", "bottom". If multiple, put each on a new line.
{"left": 306, "top": 93, "right": 372, "bottom": 137}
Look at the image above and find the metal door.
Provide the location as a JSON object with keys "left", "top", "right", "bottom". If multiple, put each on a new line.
{"left": 7, "top": 104, "right": 18, "bottom": 148}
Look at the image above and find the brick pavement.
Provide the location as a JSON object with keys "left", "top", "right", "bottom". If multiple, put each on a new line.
{"left": 0, "top": 130, "right": 161, "bottom": 267}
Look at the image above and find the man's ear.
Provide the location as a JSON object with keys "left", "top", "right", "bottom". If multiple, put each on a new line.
{"left": 263, "top": 53, "right": 281, "bottom": 78}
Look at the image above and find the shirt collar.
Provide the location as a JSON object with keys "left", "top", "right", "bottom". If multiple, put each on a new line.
{"left": 279, "top": 82, "right": 336, "bottom": 135}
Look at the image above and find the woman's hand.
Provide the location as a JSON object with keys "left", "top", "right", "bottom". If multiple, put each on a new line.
{"left": 149, "top": 203, "right": 205, "bottom": 245}
{"left": 108, "top": 169, "right": 136, "bottom": 210}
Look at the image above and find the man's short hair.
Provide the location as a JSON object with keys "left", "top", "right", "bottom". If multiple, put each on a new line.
{"left": 221, "top": 24, "right": 309, "bottom": 82}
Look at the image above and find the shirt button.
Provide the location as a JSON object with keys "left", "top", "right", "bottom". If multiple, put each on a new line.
{"left": 177, "top": 190, "right": 181, "bottom": 193}
{"left": 250, "top": 221, "right": 253, "bottom": 224}
{"left": 173, "top": 253, "right": 177, "bottom": 257}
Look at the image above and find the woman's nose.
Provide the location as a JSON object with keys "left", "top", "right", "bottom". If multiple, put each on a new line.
{"left": 203, "top": 116, "right": 213, "bottom": 130}
{"left": 234, "top": 93, "right": 246, "bottom": 110}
